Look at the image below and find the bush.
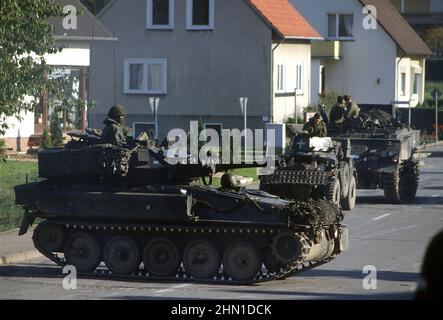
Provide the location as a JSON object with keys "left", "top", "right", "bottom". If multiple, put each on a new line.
{"left": 0, "top": 139, "right": 6, "bottom": 162}
{"left": 319, "top": 90, "right": 341, "bottom": 111}
{"left": 39, "top": 128, "right": 53, "bottom": 149}
{"left": 50, "top": 113, "right": 63, "bottom": 147}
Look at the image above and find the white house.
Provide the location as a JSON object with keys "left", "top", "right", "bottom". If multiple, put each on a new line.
{"left": 89, "top": 0, "right": 321, "bottom": 139}
{"left": 291, "top": 0, "right": 432, "bottom": 108}
{"left": 1, "top": 0, "right": 113, "bottom": 152}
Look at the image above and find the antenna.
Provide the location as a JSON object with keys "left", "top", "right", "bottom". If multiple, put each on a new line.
{"left": 112, "top": 31, "right": 117, "bottom": 105}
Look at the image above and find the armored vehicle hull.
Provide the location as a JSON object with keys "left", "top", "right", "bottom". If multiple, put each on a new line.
{"left": 14, "top": 130, "right": 348, "bottom": 284}
{"left": 16, "top": 182, "right": 347, "bottom": 284}
{"left": 328, "top": 111, "right": 421, "bottom": 204}
{"left": 260, "top": 135, "right": 357, "bottom": 211}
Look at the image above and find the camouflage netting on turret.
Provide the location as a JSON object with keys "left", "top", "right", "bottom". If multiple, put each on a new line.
{"left": 38, "top": 144, "right": 132, "bottom": 183}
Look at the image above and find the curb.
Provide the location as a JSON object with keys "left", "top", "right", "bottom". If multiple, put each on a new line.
{"left": 0, "top": 250, "right": 42, "bottom": 266}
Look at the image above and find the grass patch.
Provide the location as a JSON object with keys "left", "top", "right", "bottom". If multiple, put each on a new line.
{"left": 0, "top": 161, "right": 39, "bottom": 232}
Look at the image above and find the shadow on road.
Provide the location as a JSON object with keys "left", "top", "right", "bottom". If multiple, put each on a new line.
{"left": 428, "top": 151, "right": 443, "bottom": 158}
{"left": 302, "top": 269, "right": 419, "bottom": 282}
{"left": 0, "top": 264, "right": 61, "bottom": 279}
{"left": 216, "top": 288, "right": 413, "bottom": 300}
{"left": 356, "top": 195, "right": 443, "bottom": 205}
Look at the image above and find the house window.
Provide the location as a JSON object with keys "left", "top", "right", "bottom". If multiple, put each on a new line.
{"left": 400, "top": 72, "right": 406, "bottom": 96}
{"left": 133, "top": 122, "right": 156, "bottom": 139}
{"left": 124, "top": 58, "right": 167, "bottom": 94}
{"left": 328, "top": 13, "right": 353, "bottom": 39}
{"left": 413, "top": 73, "right": 421, "bottom": 95}
{"left": 295, "top": 64, "right": 304, "bottom": 92}
{"left": 147, "top": 0, "right": 174, "bottom": 29}
{"left": 187, "top": 0, "right": 214, "bottom": 30}
{"left": 277, "top": 63, "right": 285, "bottom": 93}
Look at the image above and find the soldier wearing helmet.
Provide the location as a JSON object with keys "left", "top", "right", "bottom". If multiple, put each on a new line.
{"left": 101, "top": 105, "right": 128, "bottom": 147}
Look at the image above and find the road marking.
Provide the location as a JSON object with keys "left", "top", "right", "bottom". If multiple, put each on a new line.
{"left": 154, "top": 283, "right": 191, "bottom": 294}
{"left": 432, "top": 194, "right": 440, "bottom": 197}
{"left": 372, "top": 213, "right": 392, "bottom": 221}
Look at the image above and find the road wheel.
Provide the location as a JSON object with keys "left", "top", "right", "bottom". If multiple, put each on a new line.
{"left": 223, "top": 242, "right": 261, "bottom": 282}
{"left": 104, "top": 236, "right": 141, "bottom": 274}
{"left": 64, "top": 233, "right": 101, "bottom": 273}
{"left": 143, "top": 238, "right": 181, "bottom": 276}
{"left": 33, "top": 222, "right": 65, "bottom": 252}
{"left": 383, "top": 171, "right": 401, "bottom": 204}
{"left": 326, "top": 178, "right": 341, "bottom": 207}
{"left": 183, "top": 240, "right": 221, "bottom": 279}
{"left": 342, "top": 175, "right": 356, "bottom": 211}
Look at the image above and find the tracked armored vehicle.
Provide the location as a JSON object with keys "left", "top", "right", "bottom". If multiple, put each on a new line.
{"left": 328, "top": 109, "right": 421, "bottom": 204}
{"left": 15, "top": 130, "right": 348, "bottom": 284}
{"left": 259, "top": 133, "right": 357, "bottom": 211}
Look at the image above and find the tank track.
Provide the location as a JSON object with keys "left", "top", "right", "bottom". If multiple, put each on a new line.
{"left": 32, "top": 220, "right": 338, "bottom": 285}
{"left": 261, "top": 169, "right": 331, "bottom": 186}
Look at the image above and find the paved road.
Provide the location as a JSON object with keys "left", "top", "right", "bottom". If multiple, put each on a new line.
{"left": 1, "top": 147, "right": 442, "bottom": 300}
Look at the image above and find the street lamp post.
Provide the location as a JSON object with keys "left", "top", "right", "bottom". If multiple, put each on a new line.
{"left": 239, "top": 97, "right": 248, "bottom": 155}
{"left": 149, "top": 97, "right": 160, "bottom": 139}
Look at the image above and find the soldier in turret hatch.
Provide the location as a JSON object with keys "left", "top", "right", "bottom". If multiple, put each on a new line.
{"left": 101, "top": 105, "right": 128, "bottom": 147}
{"left": 303, "top": 113, "right": 327, "bottom": 138}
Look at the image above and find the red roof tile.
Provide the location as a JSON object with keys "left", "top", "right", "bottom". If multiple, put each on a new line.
{"left": 248, "top": 0, "right": 321, "bottom": 39}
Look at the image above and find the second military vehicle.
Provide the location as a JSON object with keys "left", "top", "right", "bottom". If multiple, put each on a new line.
{"left": 259, "top": 133, "right": 357, "bottom": 211}
{"left": 15, "top": 130, "right": 348, "bottom": 284}
{"left": 328, "top": 109, "right": 421, "bottom": 204}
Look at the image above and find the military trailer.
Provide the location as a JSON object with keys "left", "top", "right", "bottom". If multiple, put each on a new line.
{"left": 14, "top": 130, "right": 348, "bottom": 284}
{"left": 259, "top": 133, "right": 357, "bottom": 211}
{"left": 328, "top": 109, "right": 421, "bottom": 204}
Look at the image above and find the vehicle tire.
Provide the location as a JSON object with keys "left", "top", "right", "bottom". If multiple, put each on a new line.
{"left": 326, "top": 178, "right": 341, "bottom": 207}
{"left": 383, "top": 171, "right": 401, "bottom": 204}
{"left": 342, "top": 175, "right": 356, "bottom": 211}
{"left": 399, "top": 162, "right": 420, "bottom": 203}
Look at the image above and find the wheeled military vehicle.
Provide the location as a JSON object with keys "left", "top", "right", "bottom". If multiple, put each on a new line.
{"left": 15, "top": 129, "right": 348, "bottom": 284}
{"left": 259, "top": 133, "right": 357, "bottom": 210}
{"left": 328, "top": 109, "right": 421, "bottom": 204}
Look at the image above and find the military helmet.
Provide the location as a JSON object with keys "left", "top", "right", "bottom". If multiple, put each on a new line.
{"left": 108, "top": 105, "right": 127, "bottom": 119}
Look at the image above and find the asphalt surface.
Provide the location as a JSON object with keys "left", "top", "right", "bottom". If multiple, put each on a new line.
{"left": 0, "top": 147, "right": 442, "bottom": 300}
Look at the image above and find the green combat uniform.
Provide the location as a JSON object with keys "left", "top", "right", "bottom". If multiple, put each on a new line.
{"left": 329, "top": 103, "right": 346, "bottom": 124}
{"left": 345, "top": 101, "right": 360, "bottom": 119}
{"left": 303, "top": 116, "right": 328, "bottom": 138}
{"left": 101, "top": 105, "right": 127, "bottom": 147}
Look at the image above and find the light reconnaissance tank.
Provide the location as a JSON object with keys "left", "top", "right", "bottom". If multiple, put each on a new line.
{"left": 328, "top": 109, "right": 421, "bottom": 204}
{"left": 14, "top": 129, "right": 348, "bottom": 284}
{"left": 259, "top": 133, "right": 357, "bottom": 211}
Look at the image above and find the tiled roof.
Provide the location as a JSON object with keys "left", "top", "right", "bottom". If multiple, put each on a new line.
{"left": 359, "top": 0, "right": 432, "bottom": 55}
{"left": 248, "top": 0, "right": 321, "bottom": 39}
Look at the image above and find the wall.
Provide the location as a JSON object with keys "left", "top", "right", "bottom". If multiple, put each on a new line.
{"left": 291, "top": 0, "right": 398, "bottom": 105}
{"left": 90, "top": 0, "right": 272, "bottom": 138}
{"left": 395, "top": 56, "right": 425, "bottom": 107}
{"left": 273, "top": 41, "right": 312, "bottom": 122}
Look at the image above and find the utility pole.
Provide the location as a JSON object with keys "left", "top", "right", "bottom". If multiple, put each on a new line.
{"left": 432, "top": 88, "right": 441, "bottom": 146}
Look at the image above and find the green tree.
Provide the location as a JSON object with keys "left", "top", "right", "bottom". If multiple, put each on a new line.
{"left": 0, "top": 0, "right": 64, "bottom": 135}
{"left": 424, "top": 27, "right": 443, "bottom": 58}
